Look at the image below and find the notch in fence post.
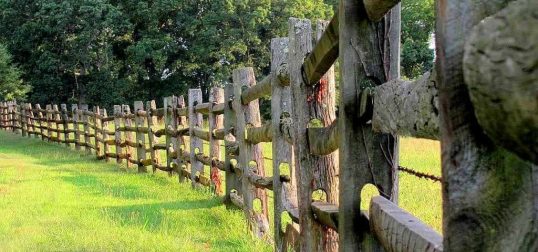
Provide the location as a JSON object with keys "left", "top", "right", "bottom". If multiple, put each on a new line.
{"left": 134, "top": 101, "right": 147, "bottom": 173}
{"left": 188, "top": 89, "right": 203, "bottom": 187}
{"left": 113, "top": 105, "right": 123, "bottom": 164}
{"left": 81, "top": 104, "right": 90, "bottom": 153}
{"left": 101, "top": 108, "right": 110, "bottom": 162}
{"left": 146, "top": 100, "right": 158, "bottom": 172}
{"left": 233, "top": 67, "right": 270, "bottom": 239}
{"left": 270, "top": 37, "right": 299, "bottom": 252}
{"left": 223, "top": 83, "right": 240, "bottom": 206}
{"left": 209, "top": 87, "right": 224, "bottom": 195}
{"left": 177, "top": 96, "right": 188, "bottom": 182}
{"left": 60, "top": 104, "right": 69, "bottom": 147}
{"left": 122, "top": 104, "right": 133, "bottom": 167}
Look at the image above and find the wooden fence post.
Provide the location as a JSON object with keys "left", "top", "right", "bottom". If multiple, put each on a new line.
{"left": 45, "top": 105, "right": 52, "bottom": 141}
{"left": 28, "top": 103, "right": 35, "bottom": 138}
{"left": 188, "top": 89, "right": 203, "bottom": 187}
{"left": 101, "top": 108, "right": 110, "bottom": 162}
{"left": 71, "top": 105, "right": 80, "bottom": 150}
{"left": 35, "top": 104, "right": 44, "bottom": 141}
{"left": 114, "top": 105, "right": 123, "bottom": 164}
{"left": 134, "top": 101, "right": 147, "bottom": 172}
{"left": 177, "top": 96, "right": 188, "bottom": 182}
{"left": 233, "top": 67, "right": 270, "bottom": 239}
{"left": 15, "top": 102, "right": 21, "bottom": 134}
{"left": 60, "top": 104, "right": 69, "bottom": 147}
{"left": 8, "top": 102, "right": 14, "bottom": 132}
{"left": 164, "top": 96, "right": 176, "bottom": 173}
{"left": 93, "top": 106, "right": 101, "bottom": 158}
{"left": 20, "top": 103, "right": 27, "bottom": 137}
{"left": 146, "top": 100, "right": 158, "bottom": 172}
{"left": 122, "top": 105, "right": 133, "bottom": 167}
{"left": 209, "top": 87, "right": 224, "bottom": 195}
{"left": 270, "top": 37, "right": 299, "bottom": 252}
{"left": 81, "top": 104, "right": 90, "bottom": 153}
{"left": 337, "top": 1, "right": 398, "bottom": 250}
{"left": 224, "top": 84, "right": 239, "bottom": 206}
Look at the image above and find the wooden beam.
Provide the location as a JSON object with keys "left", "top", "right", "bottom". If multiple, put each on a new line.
{"left": 188, "top": 89, "right": 204, "bottom": 187}
{"left": 308, "top": 119, "right": 339, "bottom": 156}
{"left": 302, "top": 14, "right": 339, "bottom": 86}
{"left": 241, "top": 73, "right": 272, "bottom": 105}
{"left": 363, "top": 0, "right": 400, "bottom": 21}
{"left": 372, "top": 71, "right": 439, "bottom": 140}
{"left": 245, "top": 122, "right": 272, "bottom": 144}
{"left": 369, "top": 196, "right": 442, "bottom": 252}
{"left": 311, "top": 202, "right": 339, "bottom": 231}
{"left": 209, "top": 87, "right": 224, "bottom": 195}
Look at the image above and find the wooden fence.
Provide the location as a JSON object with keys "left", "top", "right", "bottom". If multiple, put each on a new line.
{"left": 1, "top": 0, "right": 536, "bottom": 251}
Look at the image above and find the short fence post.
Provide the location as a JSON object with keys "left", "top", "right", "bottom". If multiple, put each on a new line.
{"left": 232, "top": 67, "right": 270, "bottom": 239}
{"left": 60, "top": 104, "right": 69, "bottom": 147}
{"left": 177, "top": 96, "right": 188, "bottom": 182}
{"left": 81, "top": 104, "right": 90, "bottom": 153}
{"left": 188, "top": 89, "right": 203, "bottom": 187}
{"left": 134, "top": 101, "right": 147, "bottom": 172}
{"left": 113, "top": 105, "right": 123, "bottom": 164}
{"left": 209, "top": 87, "right": 224, "bottom": 195}
{"left": 145, "top": 100, "right": 158, "bottom": 172}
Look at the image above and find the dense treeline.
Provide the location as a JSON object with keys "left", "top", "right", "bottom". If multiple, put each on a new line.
{"left": 0, "top": 0, "right": 433, "bottom": 112}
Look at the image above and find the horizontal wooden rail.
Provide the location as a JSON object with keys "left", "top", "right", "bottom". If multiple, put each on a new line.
{"left": 245, "top": 122, "right": 272, "bottom": 143}
{"left": 307, "top": 119, "right": 339, "bottom": 155}
{"left": 311, "top": 202, "right": 339, "bottom": 230}
{"left": 241, "top": 73, "right": 273, "bottom": 105}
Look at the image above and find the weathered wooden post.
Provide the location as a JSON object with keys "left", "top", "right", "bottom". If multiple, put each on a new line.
{"left": 224, "top": 83, "right": 240, "bottom": 206}
{"left": 35, "top": 104, "right": 44, "bottom": 141}
{"left": 0, "top": 102, "right": 5, "bottom": 130}
{"left": 20, "top": 103, "right": 27, "bottom": 137}
{"left": 7, "top": 102, "right": 14, "bottom": 131}
{"left": 336, "top": 0, "right": 399, "bottom": 250}
{"left": 60, "top": 104, "right": 69, "bottom": 146}
{"left": 122, "top": 105, "right": 133, "bottom": 167}
{"left": 71, "top": 105, "right": 80, "bottom": 150}
{"left": 114, "top": 105, "right": 123, "bottom": 164}
{"left": 177, "top": 96, "right": 188, "bottom": 182}
{"left": 14, "top": 102, "right": 22, "bottom": 134}
{"left": 209, "top": 87, "right": 224, "bottom": 195}
{"left": 436, "top": 0, "right": 538, "bottom": 250}
{"left": 146, "top": 100, "right": 159, "bottom": 172}
{"left": 163, "top": 96, "right": 176, "bottom": 173}
{"left": 45, "top": 105, "right": 52, "bottom": 141}
{"left": 233, "top": 67, "right": 270, "bottom": 239}
{"left": 52, "top": 105, "right": 60, "bottom": 143}
{"left": 81, "top": 104, "right": 90, "bottom": 153}
{"left": 188, "top": 89, "right": 204, "bottom": 187}
{"left": 134, "top": 101, "right": 147, "bottom": 172}
{"left": 101, "top": 108, "right": 110, "bottom": 162}
{"left": 93, "top": 106, "right": 101, "bottom": 158}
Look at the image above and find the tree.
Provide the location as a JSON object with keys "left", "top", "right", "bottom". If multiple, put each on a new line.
{"left": 0, "top": 43, "right": 29, "bottom": 101}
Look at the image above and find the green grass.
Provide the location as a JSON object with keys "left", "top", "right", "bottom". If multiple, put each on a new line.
{"left": 0, "top": 130, "right": 271, "bottom": 251}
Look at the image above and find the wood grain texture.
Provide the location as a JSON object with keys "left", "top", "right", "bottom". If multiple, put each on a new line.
{"left": 188, "top": 89, "right": 204, "bottom": 187}
{"left": 209, "top": 87, "right": 224, "bottom": 195}
{"left": 134, "top": 101, "right": 147, "bottom": 173}
{"left": 436, "top": 0, "right": 538, "bottom": 250}
{"left": 224, "top": 83, "right": 240, "bottom": 207}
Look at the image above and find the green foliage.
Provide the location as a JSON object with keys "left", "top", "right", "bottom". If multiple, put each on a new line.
{"left": 401, "top": 0, "right": 435, "bottom": 79}
{"left": 0, "top": 43, "right": 29, "bottom": 101}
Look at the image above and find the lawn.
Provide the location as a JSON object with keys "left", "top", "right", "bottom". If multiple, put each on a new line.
{"left": 0, "top": 130, "right": 271, "bottom": 251}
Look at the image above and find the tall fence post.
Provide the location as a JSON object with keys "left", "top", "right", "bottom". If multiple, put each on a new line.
{"left": 101, "top": 108, "right": 110, "bottom": 162}
{"left": 188, "top": 89, "right": 203, "bottom": 187}
{"left": 20, "top": 103, "right": 27, "bottom": 137}
{"left": 209, "top": 87, "right": 224, "bottom": 195}
{"left": 177, "top": 96, "right": 188, "bottom": 182}
{"left": 122, "top": 104, "right": 133, "bottom": 167}
{"left": 224, "top": 84, "right": 239, "bottom": 206}
{"left": 26, "top": 103, "right": 34, "bottom": 137}
{"left": 35, "top": 104, "right": 44, "bottom": 141}
{"left": 71, "top": 105, "right": 80, "bottom": 150}
{"left": 52, "top": 105, "right": 60, "bottom": 143}
{"left": 270, "top": 37, "right": 299, "bottom": 252}
{"left": 146, "top": 100, "right": 158, "bottom": 172}
{"left": 45, "top": 104, "right": 52, "bottom": 141}
{"left": 134, "top": 101, "right": 147, "bottom": 172}
{"left": 337, "top": 1, "right": 398, "bottom": 250}
{"left": 8, "top": 102, "right": 14, "bottom": 132}
{"left": 14, "top": 102, "right": 21, "bottom": 134}
{"left": 60, "top": 104, "right": 69, "bottom": 147}
{"left": 163, "top": 96, "right": 175, "bottom": 173}
{"left": 81, "top": 104, "right": 90, "bottom": 153}
{"left": 233, "top": 67, "right": 270, "bottom": 238}
{"left": 0, "top": 102, "right": 4, "bottom": 129}
{"left": 93, "top": 106, "right": 101, "bottom": 158}
{"left": 114, "top": 105, "right": 123, "bottom": 164}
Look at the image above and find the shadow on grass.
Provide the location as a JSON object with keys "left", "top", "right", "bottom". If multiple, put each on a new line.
{"left": 102, "top": 199, "right": 222, "bottom": 231}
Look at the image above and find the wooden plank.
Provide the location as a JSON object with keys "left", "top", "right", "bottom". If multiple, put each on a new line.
{"left": 245, "top": 122, "right": 272, "bottom": 144}
{"left": 100, "top": 108, "right": 110, "bottom": 162}
{"left": 81, "top": 104, "right": 91, "bottom": 153}
{"left": 176, "top": 96, "right": 188, "bottom": 182}
{"left": 302, "top": 14, "right": 339, "bottom": 86}
{"left": 122, "top": 105, "right": 133, "bottom": 167}
{"left": 45, "top": 105, "right": 53, "bottom": 141}
{"left": 233, "top": 67, "right": 270, "bottom": 239}
{"left": 311, "top": 202, "right": 339, "bottom": 231}
{"left": 60, "top": 104, "right": 69, "bottom": 147}
{"left": 36, "top": 104, "right": 45, "bottom": 141}
{"left": 209, "top": 87, "right": 224, "bottom": 195}
{"left": 369, "top": 196, "right": 442, "bottom": 252}
{"left": 134, "top": 101, "right": 147, "bottom": 172}
{"left": 52, "top": 105, "right": 61, "bottom": 143}
{"left": 20, "top": 103, "right": 27, "bottom": 137}
{"left": 270, "top": 37, "right": 298, "bottom": 252}
{"left": 188, "top": 89, "right": 204, "bottom": 187}
{"left": 338, "top": 0, "right": 398, "bottom": 250}
{"left": 164, "top": 96, "right": 174, "bottom": 172}
{"left": 435, "top": 0, "right": 538, "bottom": 250}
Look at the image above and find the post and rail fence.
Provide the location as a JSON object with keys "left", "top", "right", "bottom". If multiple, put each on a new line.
{"left": 1, "top": 0, "right": 536, "bottom": 251}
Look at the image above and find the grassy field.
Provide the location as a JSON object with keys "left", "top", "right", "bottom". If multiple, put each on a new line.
{"left": 0, "top": 131, "right": 271, "bottom": 251}
{"left": 0, "top": 128, "right": 442, "bottom": 251}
